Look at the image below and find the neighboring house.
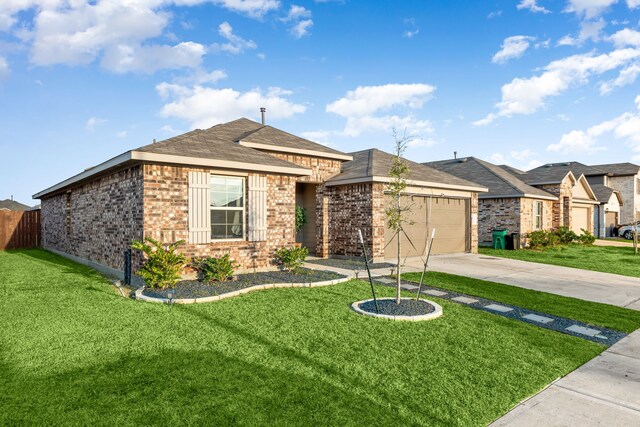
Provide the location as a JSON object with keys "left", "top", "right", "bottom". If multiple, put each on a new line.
{"left": 588, "top": 163, "right": 640, "bottom": 225}
{"left": 0, "top": 199, "right": 31, "bottom": 211}
{"left": 33, "top": 118, "right": 486, "bottom": 280}
{"left": 326, "top": 149, "right": 487, "bottom": 260}
{"left": 426, "top": 157, "right": 556, "bottom": 245}
{"left": 525, "top": 162, "right": 619, "bottom": 238}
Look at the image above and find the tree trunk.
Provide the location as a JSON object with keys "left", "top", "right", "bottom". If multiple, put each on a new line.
{"left": 396, "top": 231, "right": 401, "bottom": 304}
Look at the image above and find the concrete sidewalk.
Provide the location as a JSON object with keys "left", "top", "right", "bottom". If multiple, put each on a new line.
{"left": 490, "top": 329, "right": 640, "bottom": 426}
{"left": 394, "top": 253, "right": 640, "bottom": 310}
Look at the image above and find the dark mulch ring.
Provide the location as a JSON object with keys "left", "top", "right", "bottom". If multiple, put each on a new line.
{"left": 358, "top": 298, "right": 436, "bottom": 316}
{"left": 142, "top": 268, "right": 346, "bottom": 299}
{"left": 306, "top": 257, "right": 395, "bottom": 271}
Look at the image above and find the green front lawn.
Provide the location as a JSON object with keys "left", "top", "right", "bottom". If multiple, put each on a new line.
{"left": 479, "top": 245, "right": 640, "bottom": 278}
{"left": 1, "top": 250, "right": 605, "bottom": 425}
{"left": 403, "top": 271, "right": 640, "bottom": 333}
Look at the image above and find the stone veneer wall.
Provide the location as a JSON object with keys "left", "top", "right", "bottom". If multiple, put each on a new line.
{"left": 608, "top": 173, "right": 640, "bottom": 224}
{"left": 142, "top": 164, "right": 296, "bottom": 270}
{"left": 478, "top": 198, "right": 521, "bottom": 244}
{"left": 538, "top": 179, "right": 572, "bottom": 229}
{"left": 41, "top": 165, "right": 144, "bottom": 271}
{"left": 520, "top": 198, "right": 554, "bottom": 237}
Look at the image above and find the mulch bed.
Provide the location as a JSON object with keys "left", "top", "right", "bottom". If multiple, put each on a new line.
{"left": 142, "top": 267, "right": 346, "bottom": 299}
{"left": 358, "top": 298, "right": 436, "bottom": 316}
{"left": 306, "top": 258, "right": 395, "bottom": 271}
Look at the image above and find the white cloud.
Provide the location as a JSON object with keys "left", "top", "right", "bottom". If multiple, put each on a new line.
{"left": 487, "top": 10, "right": 502, "bottom": 19}
{"left": 476, "top": 47, "right": 640, "bottom": 125}
{"left": 556, "top": 19, "right": 606, "bottom": 47}
{"left": 600, "top": 63, "right": 640, "bottom": 93}
{"left": 510, "top": 148, "right": 534, "bottom": 161}
{"left": 210, "top": 21, "right": 257, "bottom": 54}
{"left": 0, "top": 56, "right": 9, "bottom": 78}
{"left": 213, "top": 0, "right": 280, "bottom": 18}
{"left": 257, "top": 52, "right": 266, "bottom": 59}
{"left": 327, "top": 83, "right": 435, "bottom": 117}
{"left": 402, "top": 18, "right": 419, "bottom": 39}
{"left": 291, "top": 19, "right": 313, "bottom": 38}
{"left": 161, "top": 124, "right": 180, "bottom": 134}
{"left": 116, "top": 130, "right": 127, "bottom": 138}
{"left": 548, "top": 96, "right": 640, "bottom": 156}
{"left": 157, "top": 83, "right": 306, "bottom": 129}
{"left": 489, "top": 150, "right": 540, "bottom": 170}
{"left": 564, "top": 0, "right": 617, "bottom": 19}
{"left": 101, "top": 41, "right": 206, "bottom": 73}
{"left": 517, "top": 0, "right": 551, "bottom": 14}
{"left": 492, "top": 36, "right": 535, "bottom": 64}
{"left": 282, "top": 4, "right": 311, "bottom": 21}
{"left": 557, "top": 35, "right": 579, "bottom": 46}
{"left": 628, "top": 0, "right": 640, "bottom": 7}
{"left": 342, "top": 115, "right": 433, "bottom": 137}
{"left": 86, "top": 116, "right": 106, "bottom": 132}
{"left": 609, "top": 28, "right": 640, "bottom": 47}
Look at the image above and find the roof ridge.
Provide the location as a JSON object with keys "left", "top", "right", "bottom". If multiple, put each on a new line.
{"left": 472, "top": 158, "right": 527, "bottom": 195}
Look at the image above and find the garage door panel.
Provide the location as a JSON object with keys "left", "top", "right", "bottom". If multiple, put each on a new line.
{"left": 384, "top": 196, "right": 469, "bottom": 257}
{"left": 572, "top": 206, "right": 590, "bottom": 234}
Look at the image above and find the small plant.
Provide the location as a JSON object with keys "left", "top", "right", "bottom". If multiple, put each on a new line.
{"left": 527, "top": 230, "right": 559, "bottom": 249}
{"left": 273, "top": 246, "right": 309, "bottom": 272}
{"left": 194, "top": 254, "right": 238, "bottom": 282}
{"left": 578, "top": 229, "right": 596, "bottom": 245}
{"left": 295, "top": 205, "right": 307, "bottom": 233}
{"left": 555, "top": 226, "right": 577, "bottom": 244}
{"left": 131, "top": 238, "right": 186, "bottom": 289}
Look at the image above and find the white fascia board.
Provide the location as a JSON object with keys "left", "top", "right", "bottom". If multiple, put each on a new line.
{"left": 33, "top": 151, "right": 134, "bottom": 199}
{"left": 573, "top": 198, "right": 601, "bottom": 205}
{"left": 480, "top": 194, "right": 558, "bottom": 201}
{"left": 130, "top": 151, "right": 312, "bottom": 176}
{"left": 33, "top": 150, "right": 312, "bottom": 199}
{"left": 238, "top": 140, "right": 353, "bottom": 161}
{"left": 325, "top": 176, "right": 488, "bottom": 193}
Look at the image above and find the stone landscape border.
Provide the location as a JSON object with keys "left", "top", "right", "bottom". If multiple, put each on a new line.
{"left": 351, "top": 297, "right": 444, "bottom": 321}
{"left": 134, "top": 276, "right": 351, "bottom": 304}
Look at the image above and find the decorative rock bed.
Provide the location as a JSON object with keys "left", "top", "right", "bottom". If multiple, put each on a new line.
{"left": 351, "top": 297, "right": 443, "bottom": 321}
{"left": 135, "top": 268, "right": 349, "bottom": 304}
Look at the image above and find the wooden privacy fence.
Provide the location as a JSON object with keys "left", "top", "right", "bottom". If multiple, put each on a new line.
{"left": 0, "top": 210, "right": 41, "bottom": 250}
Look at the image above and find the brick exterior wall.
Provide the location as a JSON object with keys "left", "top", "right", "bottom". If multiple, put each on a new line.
{"left": 41, "top": 165, "right": 144, "bottom": 270}
{"left": 477, "top": 197, "right": 554, "bottom": 245}
{"left": 520, "top": 198, "right": 554, "bottom": 236}
{"left": 538, "top": 179, "right": 573, "bottom": 228}
{"left": 608, "top": 173, "right": 640, "bottom": 224}
{"left": 142, "top": 164, "right": 296, "bottom": 271}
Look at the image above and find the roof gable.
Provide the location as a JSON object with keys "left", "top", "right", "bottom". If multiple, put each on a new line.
{"left": 426, "top": 157, "right": 556, "bottom": 200}
{"left": 0, "top": 199, "right": 31, "bottom": 211}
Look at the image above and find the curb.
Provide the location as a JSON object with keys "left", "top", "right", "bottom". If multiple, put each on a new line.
{"left": 351, "top": 297, "right": 443, "bottom": 321}
{"left": 135, "top": 276, "right": 351, "bottom": 304}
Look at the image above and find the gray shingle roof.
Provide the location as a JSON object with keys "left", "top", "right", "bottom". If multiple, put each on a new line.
{"left": 0, "top": 199, "right": 31, "bottom": 211}
{"left": 525, "top": 162, "right": 606, "bottom": 184}
{"left": 426, "top": 157, "right": 556, "bottom": 200}
{"left": 239, "top": 125, "right": 349, "bottom": 158}
{"left": 590, "top": 162, "right": 640, "bottom": 176}
{"left": 590, "top": 184, "right": 622, "bottom": 205}
{"left": 326, "top": 149, "right": 486, "bottom": 191}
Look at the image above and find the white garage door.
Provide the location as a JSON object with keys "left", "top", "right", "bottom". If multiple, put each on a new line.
{"left": 572, "top": 206, "right": 590, "bottom": 234}
{"left": 384, "top": 196, "right": 469, "bottom": 258}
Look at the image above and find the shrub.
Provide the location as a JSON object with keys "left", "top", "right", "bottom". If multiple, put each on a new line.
{"left": 195, "top": 254, "right": 238, "bottom": 282}
{"left": 578, "top": 229, "right": 596, "bottom": 245}
{"left": 273, "top": 246, "right": 309, "bottom": 272}
{"left": 527, "top": 230, "right": 550, "bottom": 249}
{"left": 295, "top": 205, "right": 307, "bottom": 233}
{"left": 555, "top": 226, "right": 578, "bottom": 244}
{"left": 131, "top": 238, "right": 186, "bottom": 289}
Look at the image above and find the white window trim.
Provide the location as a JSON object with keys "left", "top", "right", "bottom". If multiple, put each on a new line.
{"left": 534, "top": 201, "right": 543, "bottom": 230}
{"left": 210, "top": 174, "right": 246, "bottom": 241}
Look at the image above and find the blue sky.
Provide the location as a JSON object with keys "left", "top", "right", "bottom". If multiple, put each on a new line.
{"left": 2, "top": 0, "right": 640, "bottom": 205}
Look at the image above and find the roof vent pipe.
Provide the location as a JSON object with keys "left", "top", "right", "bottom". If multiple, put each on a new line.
{"left": 454, "top": 151, "right": 457, "bottom": 159}
{"left": 260, "top": 107, "right": 266, "bottom": 125}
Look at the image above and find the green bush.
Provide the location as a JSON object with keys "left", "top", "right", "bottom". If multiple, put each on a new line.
{"left": 578, "top": 229, "right": 596, "bottom": 245}
{"left": 273, "top": 246, "right": 309, "bottom": 272}
{"left": 131, "top": 238, "right": 186, "bottom": 289}
{"left": 194, "top": 254, "right": 238, "bottom": 282}
{"left": 295, "top": 205, "right": 307, "bottom": 233}
{"left": 527, "top": 230, "right": 550, "bottom": 249}
{"left": 555, "top": 226, "right": 578, "bottom": 244}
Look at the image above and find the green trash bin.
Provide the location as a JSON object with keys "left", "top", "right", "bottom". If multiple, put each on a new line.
{"left": 492, "top": 228, "right": 508, "bottom": 249}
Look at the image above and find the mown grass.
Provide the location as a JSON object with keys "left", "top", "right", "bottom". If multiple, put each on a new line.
{"left": 479, "top": 245, "right": 640, "bottom": 278}
{"left": 0, "top": 249, "right": 604, "bottom": 426}
{"left": 403, "top": 271, "right": 640, "bottom": 333}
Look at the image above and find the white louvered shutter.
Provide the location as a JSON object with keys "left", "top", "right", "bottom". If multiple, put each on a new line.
{"left": 248, "top": 175, "right": 268, "bottom": 241}
{"left": 188, "top": 171, "right": 211, "bottom": 244}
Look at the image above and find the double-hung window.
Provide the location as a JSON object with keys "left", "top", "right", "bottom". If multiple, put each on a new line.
{"left": 534, "top": 201, "right": 543, "bottom": 230}
{"left": 210, "top": 175, "right": 245, "bottom": 240}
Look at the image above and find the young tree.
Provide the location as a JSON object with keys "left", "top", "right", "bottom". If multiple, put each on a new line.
{"left": 386, "top": 129, "right": 413, "bottom": 304}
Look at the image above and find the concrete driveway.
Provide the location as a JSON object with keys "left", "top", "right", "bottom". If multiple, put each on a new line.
{"left": 391, "top": 253, "right": 640, "bottom": 310}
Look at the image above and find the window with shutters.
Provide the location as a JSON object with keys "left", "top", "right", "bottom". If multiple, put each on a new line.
{"left": 210, "top": 175, "right": 245, "bottom": 240}
{"left": 534, "top": 201, "right": 543, "bottom": 230}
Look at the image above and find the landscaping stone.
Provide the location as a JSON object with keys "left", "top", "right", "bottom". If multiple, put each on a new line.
{"left": 143, "top": 268, "right": 345, "bottom": 299}
{"left": 523, "top": 313, "right": 554, "bottom": 324}
{"left": 452, "top": 296, "right": 479, "bottom": 304}
{"left": 423, "top": 289, "right": 448, "bottom": 296}
{"left": 566, "top": 325, "right": 601, "bottom": 337}
{"left": 401, "top": 284, "right": 419, "bottom": 290}
{"left": 359, "top": 298, "right": 436, "bottom": 316}
{"left": 485, "top": 304, "right": 514, "bottom": 313}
